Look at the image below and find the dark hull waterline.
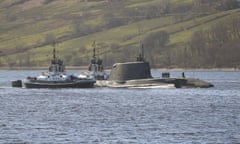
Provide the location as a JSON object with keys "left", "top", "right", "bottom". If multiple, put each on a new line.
{"left": 24, "top": 80, "right": 96, "bottom": 88}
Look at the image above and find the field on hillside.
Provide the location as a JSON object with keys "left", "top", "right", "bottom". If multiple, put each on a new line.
{"left": 0, "top": 0, "right": 239, "bottom": 68}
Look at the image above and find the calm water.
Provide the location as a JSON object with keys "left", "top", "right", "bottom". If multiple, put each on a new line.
{"left": 0, "top": 70, "right": 240, "bottom": 144}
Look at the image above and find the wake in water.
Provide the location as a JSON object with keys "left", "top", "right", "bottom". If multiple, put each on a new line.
{"left": 129, "top": 84, "right": 175, "bottom": 89}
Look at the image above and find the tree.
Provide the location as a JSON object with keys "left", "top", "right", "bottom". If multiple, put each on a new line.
{"left": 189, "top": 30, "right": 206, "bottom": 56}
{"left": 44, "top": 34, "right": 56, "bottom": 45}
{"left": 144, "top": 31, "right": 169, "bottom": 49}
{"left": 160, "top": 0, "right": 170, "bottom": 14}
{"left": 216, "top": 0, "right": 239, "bottom": 10}
{"left": 188, "top": 14, "right": 240, "bottom": 68}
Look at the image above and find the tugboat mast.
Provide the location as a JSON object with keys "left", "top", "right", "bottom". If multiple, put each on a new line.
{"left": 52, "top": 41, "right": 56, "bottom": 62}
{"left": 53, "top": 48, "right": 57, "bottom": 63}
{"left": 48, "top": 41, "right": 65, "bottom": 73}
{"left": 137, "top": 41, "right": 145, "bottom": 62}
{"left": 88, "top": 41, "right": 106, "bottom": 80}
{"left": 92, "top": 40, "right": 96, "bottom": 60}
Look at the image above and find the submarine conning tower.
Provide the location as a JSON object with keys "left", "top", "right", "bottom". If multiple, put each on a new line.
{"left": 108, "top": 42, "right": 152, "bottom": 81}
{"left": 108, "top": 61, "right": 152, "bottom": 81}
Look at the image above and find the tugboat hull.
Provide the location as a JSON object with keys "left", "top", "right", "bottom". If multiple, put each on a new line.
{"left": 24, "top": 79, "right": 95, "bottom": 89}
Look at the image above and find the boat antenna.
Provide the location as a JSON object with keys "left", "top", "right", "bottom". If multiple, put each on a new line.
{"left": 52, "top": 41, "right": 56, "bottom": 61}
{"left": 92, "top": 40, "right": 96, "bottom": 59}
{"left": 141, "top": 41, "right": 145, "bottom": 61}
{"left": 137, "top": 40, "right": 145, "bottom": 62}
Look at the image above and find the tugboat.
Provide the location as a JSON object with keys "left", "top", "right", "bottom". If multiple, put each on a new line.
{"left": 87, "top": 41, "right": 108, "bottom": 80}
{"left": 12, "top": 45, "right": 96, "bottom": 88}
{"left": 96, "top": 42, "right": 214, "bottom": 88}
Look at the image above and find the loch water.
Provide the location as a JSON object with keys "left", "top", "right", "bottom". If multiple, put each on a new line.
{"left": 0, "top": 70, "right": 240, "bottom": 144}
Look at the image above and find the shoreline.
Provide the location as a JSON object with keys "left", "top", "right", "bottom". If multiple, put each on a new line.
{"left": 0, "top": 66, "right": 239, "bottom": 71}
{"left": 0, "top": 66, "right": 88, "bottom": 70}
{"left": 152, "top": 68, "right": 240, "bottom": 72}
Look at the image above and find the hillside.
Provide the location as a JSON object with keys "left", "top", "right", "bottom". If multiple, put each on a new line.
{"left": 0, "top": 0, "right": 239, "bottom": 69}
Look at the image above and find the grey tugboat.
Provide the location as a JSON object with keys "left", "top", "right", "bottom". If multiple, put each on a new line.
{"left": 13, "top": 47, "right": 95, "bottom": 88}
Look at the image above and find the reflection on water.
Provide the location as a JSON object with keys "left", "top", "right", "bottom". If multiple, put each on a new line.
{"left": 0, "top": 70, "right": 240, "bottom": 143}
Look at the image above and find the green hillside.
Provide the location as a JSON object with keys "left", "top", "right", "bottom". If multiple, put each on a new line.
{"left": 0, "top": 0, "right": 239, "bottom": 69}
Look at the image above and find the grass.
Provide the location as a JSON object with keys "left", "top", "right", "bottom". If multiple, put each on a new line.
{"left": 0, "top": 0, "right": 239, "bottom": 67}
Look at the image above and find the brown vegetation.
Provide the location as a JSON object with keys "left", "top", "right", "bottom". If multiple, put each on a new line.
{"left": 0, "top": 0, "right": 240, "bottom": 68}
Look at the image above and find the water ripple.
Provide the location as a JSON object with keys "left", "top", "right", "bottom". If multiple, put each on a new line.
{"left": 0, "top": 70, "right": 240, "bottom": 143}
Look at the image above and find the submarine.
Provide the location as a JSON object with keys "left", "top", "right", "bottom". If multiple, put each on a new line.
{"left": 95, "top": 43, "right": 214, "bottom": 88}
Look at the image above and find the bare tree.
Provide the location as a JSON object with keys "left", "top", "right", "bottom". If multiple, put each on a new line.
{"left": 144, "top": 31, "right": 169, "bottom": 50}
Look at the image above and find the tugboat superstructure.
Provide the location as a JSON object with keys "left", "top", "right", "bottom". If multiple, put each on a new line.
{"left": 88, "top": 41, "right": 108, "bottom": 80}
{"left": 12, "top": 43, "right": 96, "bottom": 88}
